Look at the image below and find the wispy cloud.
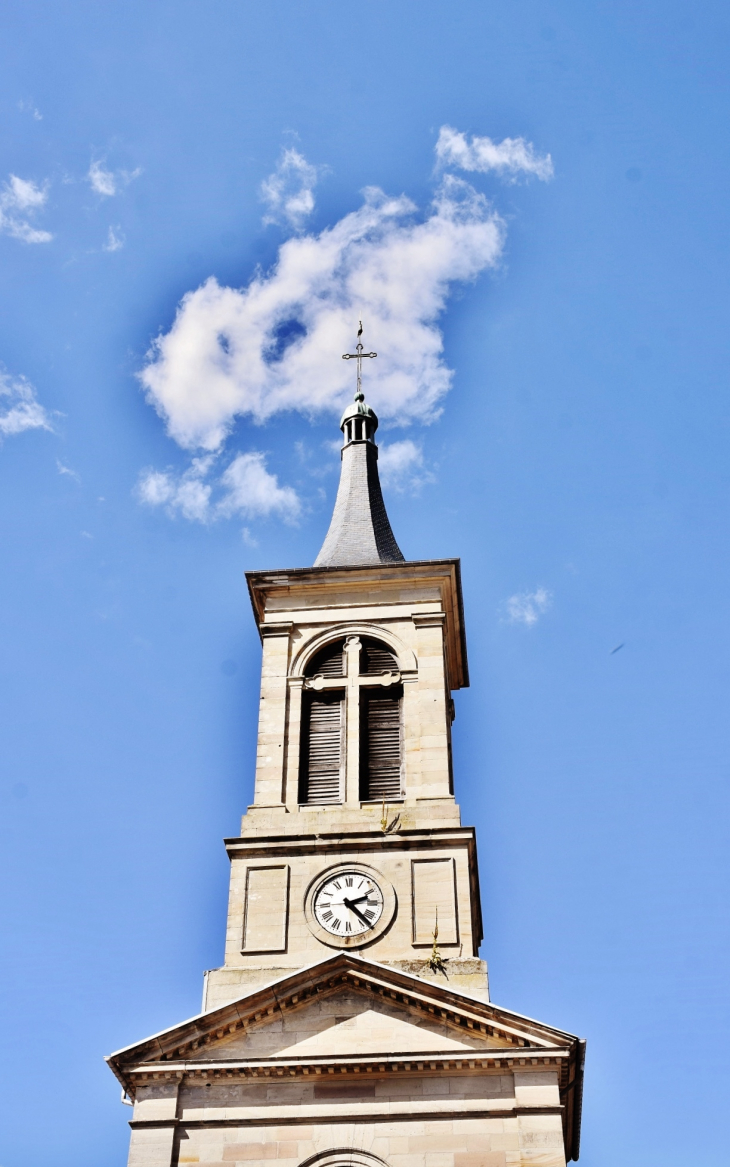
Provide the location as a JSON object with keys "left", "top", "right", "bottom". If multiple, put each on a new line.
{"left": 261, "top": 148, "right": 321, "bottom": 230}
{"left": 378, "top": 439, "right": 433, "bottom": 492}
{"left": 103, "top": 225, "right": 124, "bottom": 252}
{"left": 436, "top": 126, "right": 553, "bottom": 182}
{"left": 505, "top": 587, "right": 552, "bottom": 626}
{"left": 57, "top": 459, "right": 81, "bottom": 482}
{"left": 18, "top": 100, "right": 42, "bottom": 121}
{"left": 89, "top": 162, "right": 116, "bottom": 197}
{"left": 140, "top": 175, "right": 504, "bottom": 452}
{"left": 0, "top": 175, "right": 52, "bottom": 243}
{"left": 138, "top": 459, "right": 212, "bottom": 522}
{"left": 0, "top": 371, "right": 53, "bottom": 436}
{"left": 87, "top": 160, "right": 142, "bottom": 198}
{"left": 137, "top": 451, "right": 300, "bottom": 525}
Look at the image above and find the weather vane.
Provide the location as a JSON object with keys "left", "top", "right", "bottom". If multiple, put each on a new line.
{"left": 342, "top": 321, "right": 377, "bottom": 399}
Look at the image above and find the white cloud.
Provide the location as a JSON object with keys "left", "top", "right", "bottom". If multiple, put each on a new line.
{"left": 137, "top": 451, "right": 300, "bottom": 524}
{"left": 0, "top": 371, "right": 52, "bottom": 436}
{"left": 57, "top": 459, "right": 81, "bottom": 482}
{"left": 217, "top": 452, "right": 301, "bottom": 521}
{"left": 104, "top": 225, "right": 124, "bottom": 252}
{"left": 88, "top": 161, "right": 142, "bottom": 198}
{"left": 0, "top": 175, "right": 52, "bottom": 243}
{"left": 140, "top": 176, "right": 504, "bottom": 452}
{"left": 138, "top": 128, "right": 554, "bottom": 529}
{"left": 261, "top": 148, "right": 320, "bottom": 230}
{"left": 436, "top": 126, "right": 553, "bottom": 182}
{"left": 18, "top": 100, "right": 42, "bottom": 121}
{"left": 505, "top": 587, "right": 552, "bottom": 627}
{"left": 137, "top": 457, "right": 213, "bottom": 522}
{"left": 377, "top": 439, "right": 433, "bottom": 492}
{"left": 89, "top": 161, "right": 117, "bottom": 196}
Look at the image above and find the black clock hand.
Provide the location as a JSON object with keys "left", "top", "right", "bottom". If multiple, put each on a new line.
{"left": 344, "top": 893, "right": 370, "bottom": 907}
{"left": 343, "top": 897, "right": 374, "bottom": 927}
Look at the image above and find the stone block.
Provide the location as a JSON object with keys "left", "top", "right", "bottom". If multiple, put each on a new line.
{"left": 454, "top": 1155, "right": 507, "bottom": 1167}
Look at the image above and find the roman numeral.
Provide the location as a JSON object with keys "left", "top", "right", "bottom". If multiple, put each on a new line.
{"left": 365, "top": 909, "right": 375, "bottom": 921}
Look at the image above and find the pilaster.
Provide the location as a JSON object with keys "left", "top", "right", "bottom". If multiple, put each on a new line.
{"left": 284, "top": 677, "right": 304, "bottom": 809}
{"left": 412, "top": 612, "right": 451, "bottom": 800}
{"left": 252, "top": 622, "right": 292, "bottom": 808}
{"left": 127, "top": 1079, "right": 179, "bottom": 1167}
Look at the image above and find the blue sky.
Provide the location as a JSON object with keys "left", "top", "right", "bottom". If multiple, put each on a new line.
{"left": 2, "top": 1, "right": 729, "bottom": 1163}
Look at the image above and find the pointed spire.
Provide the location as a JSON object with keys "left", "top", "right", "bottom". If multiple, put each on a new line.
{"left": 314, "top": 327, "right": 405, "bottom": 568}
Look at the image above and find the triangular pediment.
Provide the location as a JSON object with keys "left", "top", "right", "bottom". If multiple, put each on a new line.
{"left": 193, "top": 990, "right": 499, "bottom": 1062}
{"left": 276, "top": 1007, "right": 477, "bottom": 1058}
{"left": 107, "top": 953, "right": 577, "bottom": 1078}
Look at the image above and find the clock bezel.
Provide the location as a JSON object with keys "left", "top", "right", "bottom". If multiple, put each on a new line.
{"left": 304, "top": 863, "right": 396, "bottom": 949}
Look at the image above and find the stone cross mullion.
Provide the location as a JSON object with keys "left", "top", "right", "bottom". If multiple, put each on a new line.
{"left": 304, "top": 636, "right": 401, "bottom": 806}
{"left": 344, "top": 636, "right": 363, "bottom": 805}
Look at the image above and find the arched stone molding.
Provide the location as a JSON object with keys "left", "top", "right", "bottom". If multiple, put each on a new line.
{"left": 290, "top": 622, "right": 417, "bottom": 679}
{"left": 285, "top": 624, "right": 418, "bottom": 811}
{"left": 298, "top": 1151, "right": 390, "bottom": 1167}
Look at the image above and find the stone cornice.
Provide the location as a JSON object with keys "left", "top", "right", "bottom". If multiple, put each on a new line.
{"left": 245, "top": 559, "right": 469, "bottom": 690}
{"left": 224, "top": 825, "right": 478, "bottom": 857}
{"left": 125, "top": 1048, "right": 571, "bottom": 1080}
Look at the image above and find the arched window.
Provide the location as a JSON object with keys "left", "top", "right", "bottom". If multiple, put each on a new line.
{"left": 298, "top": 1150, "right": 389, "bottom": 1167}
{"left": 299, "top": 640, "right": 346, "bottom": 805}
{"left": 298, "top": 636, "right": 403, "bottom": 806}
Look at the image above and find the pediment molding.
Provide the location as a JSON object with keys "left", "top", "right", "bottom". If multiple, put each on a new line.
{"left": 122, "top": 1048, "right": 570, "bottom": 1085}
{"left": 107, "top": 953, "right": 577, "bottom": 1085}
{"left": 108, "top": 953, "right": 585, "bottom": 1164}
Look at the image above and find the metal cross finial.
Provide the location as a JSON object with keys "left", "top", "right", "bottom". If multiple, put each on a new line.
{"left": 342, "top": 321, "right": 377, "bottom": 399}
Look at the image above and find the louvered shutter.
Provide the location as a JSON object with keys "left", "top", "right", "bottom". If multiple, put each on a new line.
{"left": 299, "top": 692, "right": 344, "bottom": 804}
{"left": 361, "top": 640, "right": 398, "bottom": 675}
{"left": 360, "top": 689, "right": 403, "bottom": 801}
{"left": 307, "top": 640, "right": 345, "bottom": 678}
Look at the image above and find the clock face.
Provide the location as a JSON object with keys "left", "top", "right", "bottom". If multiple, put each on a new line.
{"left": 313, "top": 871, "right": 385, "bottom": 938}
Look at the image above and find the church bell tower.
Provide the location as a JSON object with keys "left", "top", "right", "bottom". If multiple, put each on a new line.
{"left": 107, "top": 332, "right": 585, "bottom": 1167}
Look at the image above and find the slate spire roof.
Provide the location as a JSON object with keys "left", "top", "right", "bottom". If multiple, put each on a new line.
{"left": 314, "top": 341, "right": 405, "bottom": 567}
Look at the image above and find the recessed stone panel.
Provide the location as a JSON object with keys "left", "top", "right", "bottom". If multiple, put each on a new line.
{"left": 242, "top": 865, "right": 290, "bottom": 953}
{"left": 411, "top": 857, "right": 459, "bottom": 946}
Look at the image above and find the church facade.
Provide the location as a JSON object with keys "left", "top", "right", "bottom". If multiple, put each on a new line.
{"left": 107, "top": 354, "right": 585, "bottom": 1167}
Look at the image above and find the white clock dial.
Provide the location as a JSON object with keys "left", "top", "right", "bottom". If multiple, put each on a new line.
{"left": 313, "top": 871, "right": 384, "bottom": 938}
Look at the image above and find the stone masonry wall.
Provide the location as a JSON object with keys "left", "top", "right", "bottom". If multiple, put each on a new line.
{"left": 128, "top": 1071, "right": 566, "bottom": 1167}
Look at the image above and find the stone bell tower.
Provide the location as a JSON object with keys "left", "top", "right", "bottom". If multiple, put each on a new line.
{"left": 107, "top": 332, "right": 585, "bottom": 1167}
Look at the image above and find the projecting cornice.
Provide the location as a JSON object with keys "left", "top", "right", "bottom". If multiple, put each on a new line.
{"left": 245, "top": 558, "right": 469, "bottom": 689}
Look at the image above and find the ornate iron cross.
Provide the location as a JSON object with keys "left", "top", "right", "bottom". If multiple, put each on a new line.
{"left": 342, "top": 321, "right": 377, "bottom": 397}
